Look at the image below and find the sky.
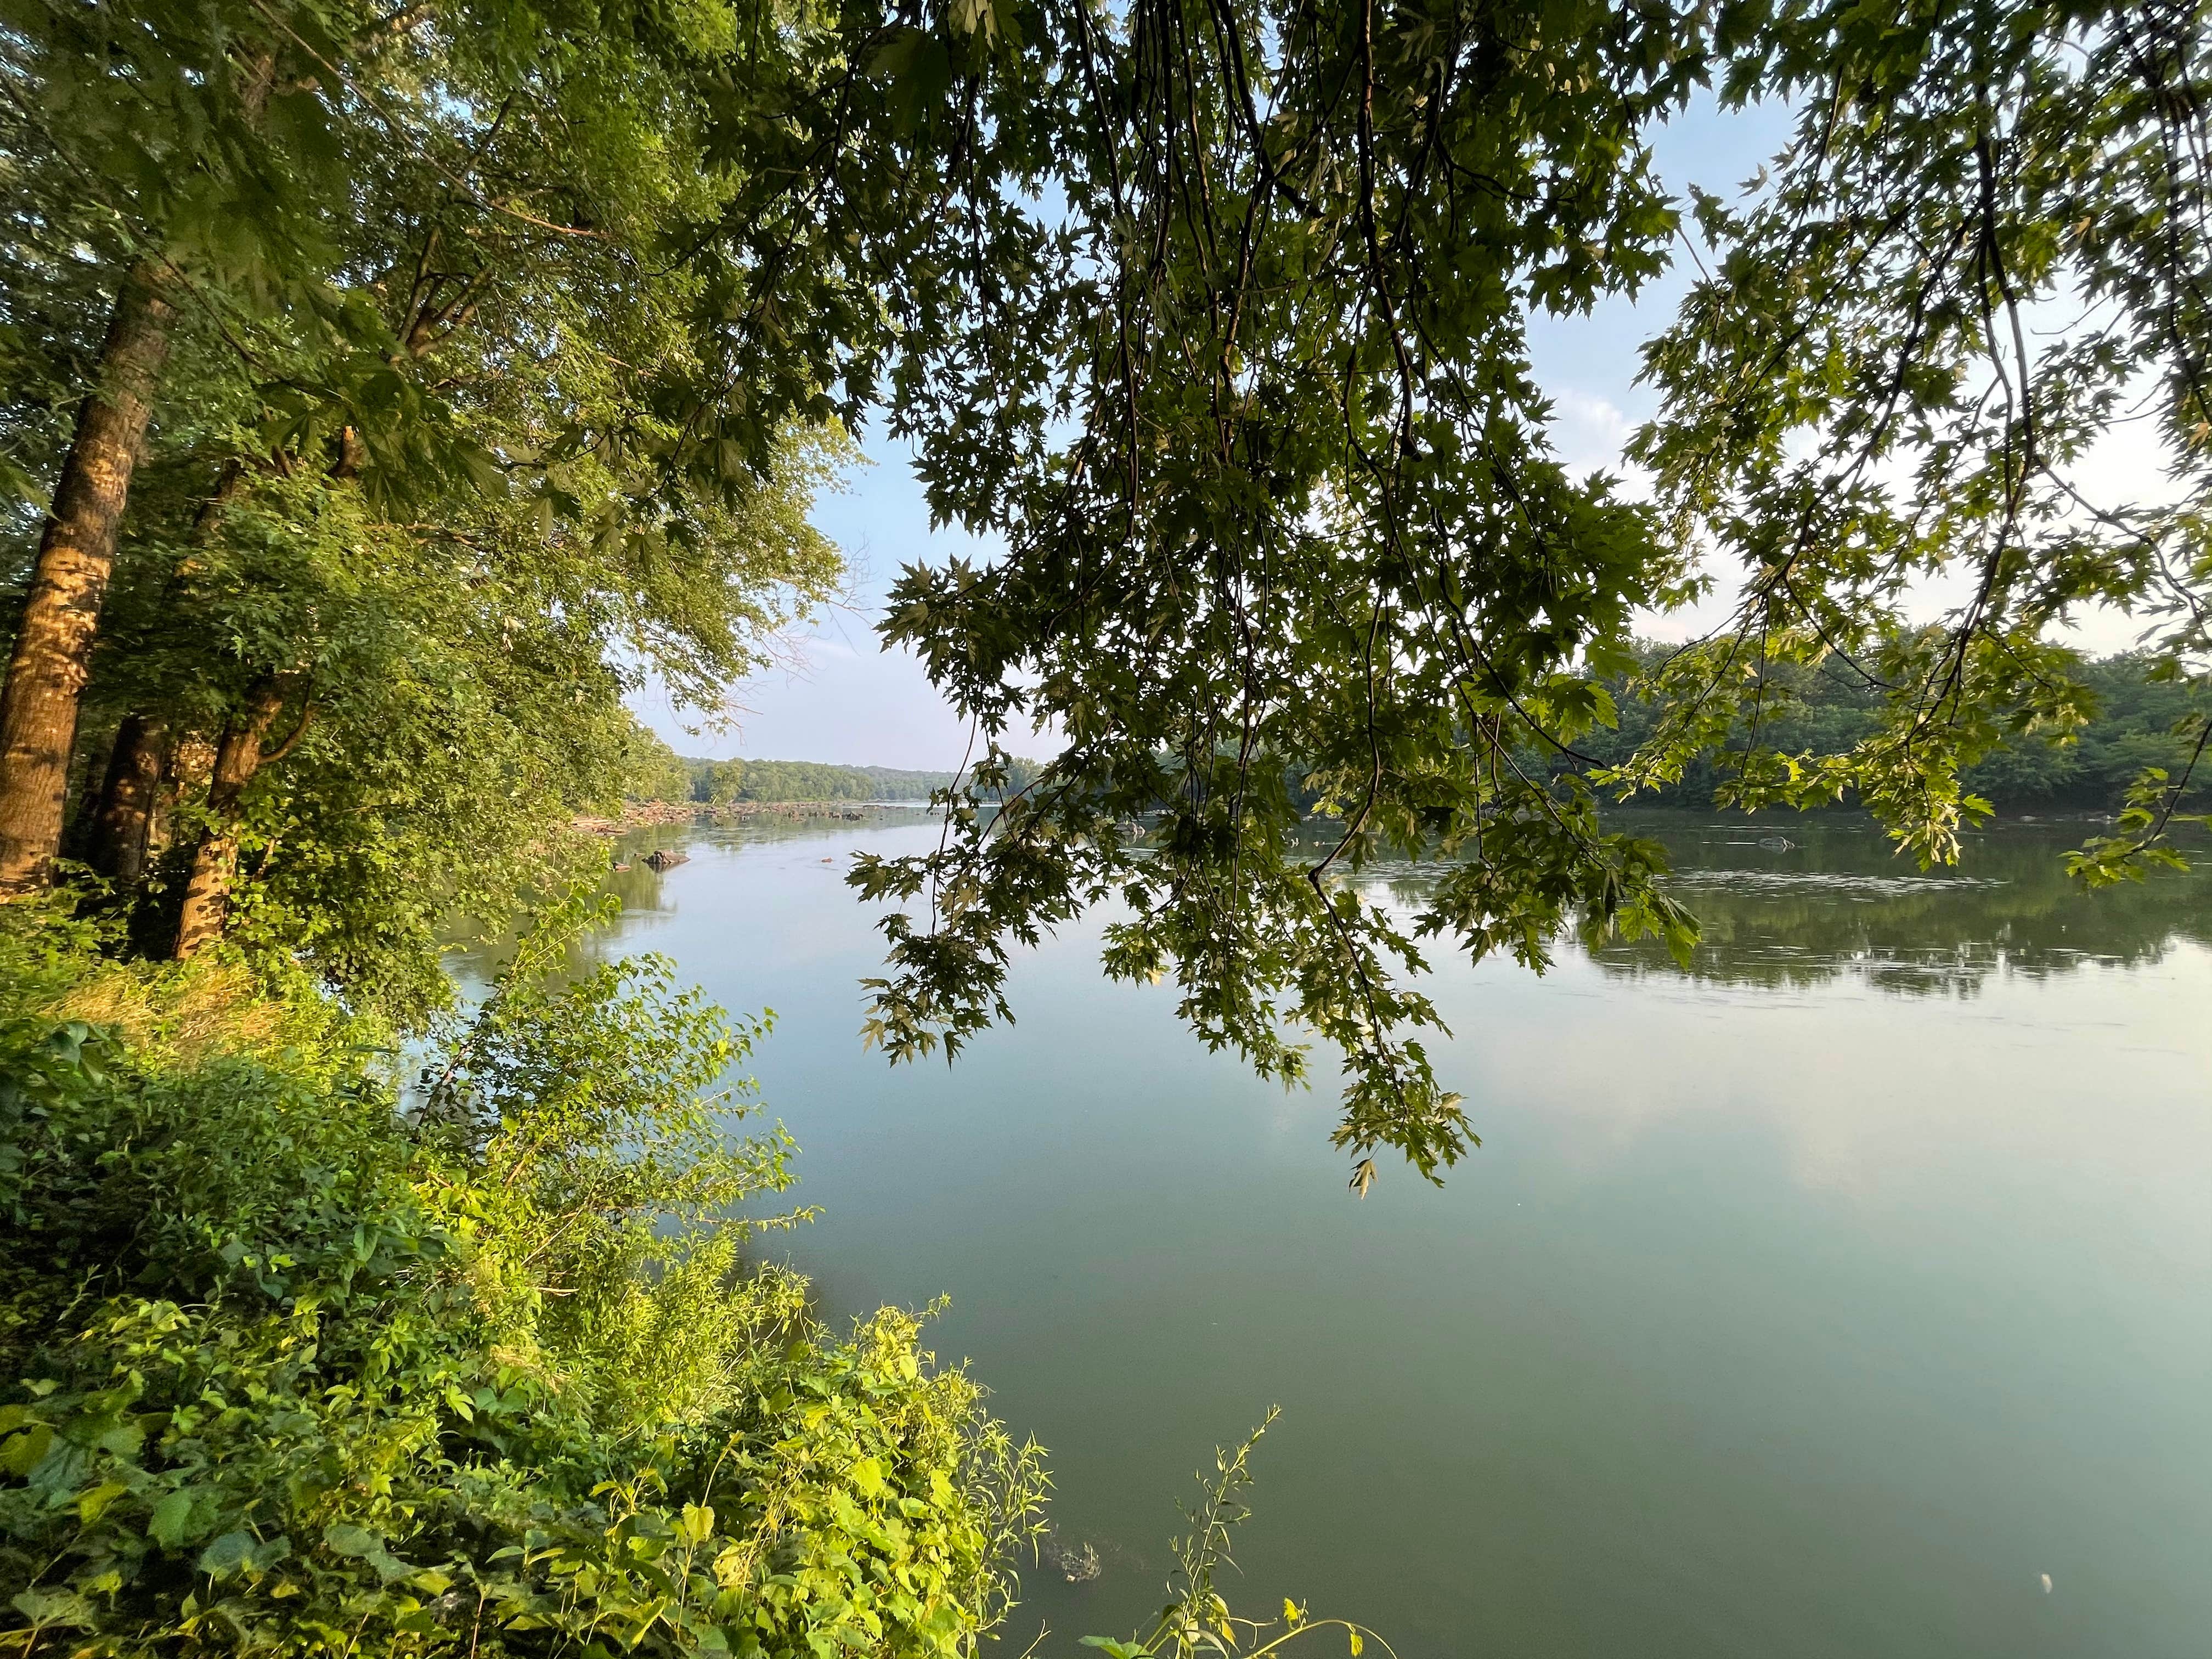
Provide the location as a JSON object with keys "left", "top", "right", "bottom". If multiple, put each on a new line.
{"left": 632, "top": 94, "right": 2164, "bottom": 770}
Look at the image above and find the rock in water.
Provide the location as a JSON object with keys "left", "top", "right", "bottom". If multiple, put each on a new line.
{"left": 643, "top": 848, "right": 690, "bottom": 871}
{"left": 1039, "top": 1527, "right": 1103, "bottom": 1583}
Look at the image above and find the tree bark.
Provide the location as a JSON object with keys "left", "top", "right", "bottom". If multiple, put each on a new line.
{"left": 59, "top": 725, "right": 114, "bottom": 862}
{"left": 86, "top": 712, "right": 167, "bottom": 888}
{"left": 173, "top": 680, "right": 302, "bottom": 958}
{"left": 0, "top": 264, "right": 176, "bottom": 894}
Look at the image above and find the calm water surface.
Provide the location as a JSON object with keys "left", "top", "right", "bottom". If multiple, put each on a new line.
{"left": 577, "top": 814, "right": 2210, "bottom": 1658}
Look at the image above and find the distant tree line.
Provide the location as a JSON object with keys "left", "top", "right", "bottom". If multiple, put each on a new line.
{"left": 1562, "top": 648, "right": 2210, "bottom": 814}
{"left": 618, "top": 753, "right": 1058, "bottom": 805}
{"left": 679, "top": 757, "right": 958, "bottom": 804}
{"left": 635, "top": 657, "right": 2210, "bottom": 817}
{"left": 610, "top": 740, "right": 1059, "bottom": 808}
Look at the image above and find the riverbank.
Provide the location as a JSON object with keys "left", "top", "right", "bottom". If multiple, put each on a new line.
{"left": 0, "top": 904, "right": 1042, "bottom": 1658}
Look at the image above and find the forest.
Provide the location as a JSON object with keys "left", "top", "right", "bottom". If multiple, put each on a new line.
{"left": 639, "top": 659, "right": 2210, "bottom": 820}
{"left": 2, "top": 0, "right": 2207, "bottom": 1653}
{"left": 681, "top": 759, "right": 961, "bottom": 805}
{"left": 1570, "top": 649, "right": 2212, "bottom": 815}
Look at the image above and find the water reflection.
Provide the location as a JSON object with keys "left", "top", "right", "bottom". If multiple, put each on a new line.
{"left": 595, "top": 808, "right": 2212, "bottom": 996}
{"left": 549, "top": 806, "right": 2212, "bottom": 1659}
{"left": 1368, "top": 814, "right": 2212, "bottom": 996}
{"left": 442, "top": 806, "right": 938, "bottom": 985}
{"left": 603, "top": 806, "right": 938, "bottom": 913}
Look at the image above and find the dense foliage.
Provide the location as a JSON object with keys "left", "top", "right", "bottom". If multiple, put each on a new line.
{"left": 849, "top": 0, "right": 2212, "bottom": 1189}
{"left": 619, "top": 730, "right": 703, "bottom": 810}
{"left": 0, "top": 904, "right": 1044, "bottom": 1657}
{"left": 0, "top": 0, "right": 1046, "bottom": 1006}
{"left": 1, "top": 0, "right": 866, "bottom": 995}
{"left": 1628, "top": 0, "right": 2212, "bottom": 873}
{"left": 3, "top": 0, "right": 2207, "bottom": 1194}
{"left": 686, "top": 760, "right": 954, "bottom": 806}
{"left": 1568, "top": 649, "right": 2212, "bottom": 814}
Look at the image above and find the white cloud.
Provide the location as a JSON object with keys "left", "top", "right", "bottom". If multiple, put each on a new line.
{"left": 1548, "top": 388, "right": 1644, "bottom": 482}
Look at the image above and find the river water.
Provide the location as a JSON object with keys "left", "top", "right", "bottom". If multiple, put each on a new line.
{"left": 575, "top": 812, "right": 2209, "bottom": 1658}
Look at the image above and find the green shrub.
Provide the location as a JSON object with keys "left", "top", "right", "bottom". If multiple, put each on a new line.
{"left": 0, "top": 908, "right": 1043, "bottom": 1657}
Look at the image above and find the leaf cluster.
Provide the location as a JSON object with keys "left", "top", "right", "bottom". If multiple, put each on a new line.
{"left": 860, "top": 0, "right": 1719, "bottom": 1184}
{"left": 0, "top": 907, "right": 1045, "bottom": 1657}
{"left": 853, "top": 0, "right": 2212, "bottom": 1187}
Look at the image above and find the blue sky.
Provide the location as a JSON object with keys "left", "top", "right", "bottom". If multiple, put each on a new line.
{"left": 633, "top": 93, "right": 2152, "bottom": 768}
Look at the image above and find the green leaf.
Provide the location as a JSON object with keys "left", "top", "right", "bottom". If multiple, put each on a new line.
{"left": 1, "top": 1424, "right": 52, "bottom": 1476}
{"left": 323, "top": 1522, "right": 379, "bottom": 1559}
{"left": 77, "top": 1480, "right": 130, "bottom": 1522}
{"left": 10, "top": 1588, "right": 94, "bottom": 1630}
{"left": 198, "top": 1529, "right": 258, "bottom": 1578}
{"left": 149, "top": 1489, "right": 204, "bottom": 1549}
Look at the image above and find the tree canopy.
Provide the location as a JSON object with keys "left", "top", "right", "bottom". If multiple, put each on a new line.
{"left": 853, "top": 0, "right": 2212, "bottom": 1189}
{"left": 1, "top": 0, "right": 2206, "bottom": 1181}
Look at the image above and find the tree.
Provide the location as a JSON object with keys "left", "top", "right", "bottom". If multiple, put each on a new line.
{"left": 1, "top": 0, "right": 1062, "bottom": 911}
{"left": 2, "top": 0, "right": 1056, "bottom": 1002}
{"left": 856, "top": 0, "right": 1716, "bottom": 1189}
{"left": 852, "top": 0, "right": 2211, "bottom": 1190}
{"left": 619, "top": 725, "right": 695, "bottom": 805}
{"left": 67, "top": 402, "right": 850, "bottom": 1007}
{"left": 0, "top": 3, "right": 298, "bottom": 892}
{"left": 9, "top": 0, "right": 2206, "bottom": 1185}
{"left": 1627, "top": 0, "right": 2211, "bottom": 883}
{"left": 1556, "top": 644, "right": 2211, "bottom": 813}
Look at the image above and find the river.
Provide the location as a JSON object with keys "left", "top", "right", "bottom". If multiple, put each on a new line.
{"left": 566, "top": 811, "right": 2210, "bottom": 1658}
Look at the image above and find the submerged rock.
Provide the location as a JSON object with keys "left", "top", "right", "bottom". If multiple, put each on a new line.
{"left": 1040, "top": 1528, "right": 1103, "bottom": 1583}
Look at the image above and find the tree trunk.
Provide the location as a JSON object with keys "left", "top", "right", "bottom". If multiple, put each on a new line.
{"left": 60, "top": 724, "right": 115, "bottom": 863}
{"left": 0, "top": 264, "right": 175, "bottom": 894}
{"left": 86, "top": 712, "right": 167, "bottom": 888}
{"left": 174, "top": 680, "right": 305, "bottom": 958}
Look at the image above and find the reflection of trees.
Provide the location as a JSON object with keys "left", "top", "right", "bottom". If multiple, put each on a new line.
{"left": 605, "top": 828, "right": 682, "bottom": 912}
{"left": 1608, "top": 817, "right": 2212, "bottom": 994}
{"left": 1361, "top": 814, "right": 2212, "bottom": 997}
{"left": 602, "top": 809, "right": 939, "bottom": 918}
{"left": 440, "top": 825, "right": 697, "bottom": 986}
{"left": 473, "top": 809, "right": 2208, "bottom": 1001}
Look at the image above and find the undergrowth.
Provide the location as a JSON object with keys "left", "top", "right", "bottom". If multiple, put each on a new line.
{"left": 0, "top": 899, "right": 1045, "bottom": 1657}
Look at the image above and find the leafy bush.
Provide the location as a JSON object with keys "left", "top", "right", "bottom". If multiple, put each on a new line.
{"left": 0, "top": 908, "right": 1043, "bottom": 1657}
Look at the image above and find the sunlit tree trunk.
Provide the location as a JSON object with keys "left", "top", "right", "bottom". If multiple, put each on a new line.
{"left": 173, "top": 680, "right": 311, "bottom": 958}
{"left": 0, "top": 46, "right": 276, "bottom": 898}
{"left": 0, "top": 265, "right": 174, "bottom": 894}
